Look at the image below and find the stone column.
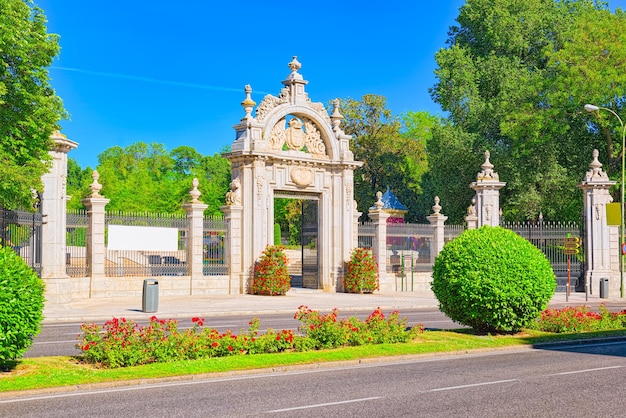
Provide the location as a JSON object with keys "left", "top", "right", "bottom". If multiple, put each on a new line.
{"left": 368, "top": 191, "right": 391, "bottom": 290}
{"left": 183, "top": 179, "right": 209, "bottom": 295}
{"left": 222, "top": 201, "right": 243, "bottom": 294}
{"left": 427, "top": 197, "right": 448, "bottom": 264}
{"left": 40, "top": 131, "right": 78, "bottom": 303}
{"left": 82, "top": 171, "right": 109, "bottom": 298}
{"left": 578, "top": 150, "right": 618, "bottom": 297}
{"left": 470, "top": 151, "right": 506, "bottom": 227}
{"left": 352, "top": 201, "right": 362, "bottom": 250}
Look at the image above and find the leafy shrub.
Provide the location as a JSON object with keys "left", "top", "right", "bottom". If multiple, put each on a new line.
{"left": 530, "top": 305, "right": 626, "bottom": 333}
{"left": 251, "top": 245, "right": 290, "bottom": 295}
{"left": 0, "top": 246, "right": 45, "bottom": 364}
{"left": 431, "top": 226, "right": 555, "bottom": 332}
{"left": 344, "top": 247, "right": 379, "bottom": 293}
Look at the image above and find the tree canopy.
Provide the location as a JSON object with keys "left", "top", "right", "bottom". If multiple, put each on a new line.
{"left": 339, "top": 95, "right": 432, "bottom": 221}
{"left": 430, "top": 0, "right": 626, "bottom": 222}
{"left": 0, "top": 0, "right": 66, "bottom": 209}
{"left": 68, "top": 143, "right": 231, "bottom": 215}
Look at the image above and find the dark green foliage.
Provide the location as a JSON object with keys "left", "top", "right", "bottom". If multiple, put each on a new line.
{"left": 0, "top": 246, "right": 45, "bottom": 363}
{"left": 431, "top": 226, "right": 555, "bottom": 332}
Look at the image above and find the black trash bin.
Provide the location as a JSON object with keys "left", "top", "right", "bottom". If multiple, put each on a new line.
{"left": 142, "top": 279, "right": 159, "bottom": 313}
{"left": 600, "top": 277, "right": 609, "bottom": 299}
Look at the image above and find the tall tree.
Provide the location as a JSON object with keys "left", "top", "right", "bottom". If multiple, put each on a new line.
{"left": 340, "top": 95, "right": 430, "bottom": 221}
{"left": 430, "top": 0, "right": 622, "bottom": 222}
{"left": 0, "top": 0, "right": 66, "bottom": 209}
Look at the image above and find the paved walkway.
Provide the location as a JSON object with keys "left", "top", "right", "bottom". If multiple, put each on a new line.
{"left": 43, "top": 288, "right": 626, "bottom": 323}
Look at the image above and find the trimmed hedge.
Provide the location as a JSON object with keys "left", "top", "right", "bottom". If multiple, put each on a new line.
{"left": 0, "top": 246, "right": 45, "bottom": 364}
{"left": 431, "top": 226, "right": 555, "bottom": 332}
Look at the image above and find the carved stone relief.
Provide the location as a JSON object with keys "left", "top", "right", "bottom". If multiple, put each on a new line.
{"left": 290, "top": 167, "right": 314, "bottom": 188}
{"left": 267, "top": 116, "right": 326, "bottom": 156}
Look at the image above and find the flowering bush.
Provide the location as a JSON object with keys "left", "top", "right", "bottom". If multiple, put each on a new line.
{"left": 78, "top": 307, "right": 423, "bottom": 368}
{"left": 344, "top": 247, "right": 379, "bottom": 293}
{"left": 294, "top": 305, "right": 422, "bottom": 349}
{"left": 530, "top": 305, "right": 626, "bottom": 333}
{"left": 251, "top": 245, "right": 290, "bottom": 295}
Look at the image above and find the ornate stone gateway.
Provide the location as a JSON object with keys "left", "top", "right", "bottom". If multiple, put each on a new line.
{"left": 222, "top": 57, "right": 362, "bottom": 294}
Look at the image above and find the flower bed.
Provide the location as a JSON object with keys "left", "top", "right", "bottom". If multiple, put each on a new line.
{"left": 531, "top": 305, "right": 626, "bottom": 333}
{"left": 77, "top": 307, "right": 423, "bottom": 368}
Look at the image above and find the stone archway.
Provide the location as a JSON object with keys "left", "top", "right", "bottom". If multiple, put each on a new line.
{"left": 222, "top": 57, "right": 362, "bottom": 294}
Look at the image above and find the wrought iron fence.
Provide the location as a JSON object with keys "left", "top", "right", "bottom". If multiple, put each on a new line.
{"left": 386, "top": 223, "right": 433, "bottom": 273}
{"left": 66, "top": 209, "right": 88, "bottom": 277}
{"left": 502, "top": 220, "right": 583, "bottom": 291}
{"left": 1, "top": 207, "right": 43, "bottom": 276}
{"left": 105, "top": 211, "right": 190, "bottom": 277}
{"left": 357, "top": 222, "right": 375, "bottom": 249}
{"left": 203, "top": 214, "right": 227, "bottom": 275}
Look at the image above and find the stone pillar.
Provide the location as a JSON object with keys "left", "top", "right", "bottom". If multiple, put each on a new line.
{"left": 183, "top": 178, "right": 209, "bottom": 295}
{"left": 578, "top": 150, "right": 618, "bottom": 297}
{"left": 222, "top": 202, "right": 243, "bottom": 294}
{"left": 427, "top": 197, "right": 448, "bottom": 264}
{"left": 40, "top": 131, "right": 78, "bottom": 303}
{"left": 82, "top": 171, "right": 109, "bottom": 297}
{"left": 470, "top": 151, "right": 506, "bottom": 227}
{"left": 368, "top": 191, "right": 391, "bottom": 290}
{"left": 353, "top": 201, "right": 362, "bottom": 250}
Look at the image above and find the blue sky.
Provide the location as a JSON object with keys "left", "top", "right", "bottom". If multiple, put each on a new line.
{"left": 36, "top": 0, "right": 626, "bottom": 169}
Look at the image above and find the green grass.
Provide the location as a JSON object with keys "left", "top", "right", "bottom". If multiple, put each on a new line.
{"left": 3, "top": 328, "right": 626, "bottom": 393}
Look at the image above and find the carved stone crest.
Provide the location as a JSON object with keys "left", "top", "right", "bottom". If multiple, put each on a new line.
{"left": 286, "top": 118, "right": 306, "bottom": 150}
{"left": 290, "top": 167, "right": 314, "bottom": 188}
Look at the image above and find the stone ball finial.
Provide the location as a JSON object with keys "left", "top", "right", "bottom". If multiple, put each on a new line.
{"left": 330, "top": 98, "right": 344, "bottom": 131}
{"left": 477, "top": 150, "right": 499, "bottom": 181}
{"left": 189, "top": 177, "right": 201, "bottom": 203}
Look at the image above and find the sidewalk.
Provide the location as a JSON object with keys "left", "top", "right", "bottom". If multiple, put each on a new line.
{"left": 42, "top": 288, "right": 626, "bottom": 324}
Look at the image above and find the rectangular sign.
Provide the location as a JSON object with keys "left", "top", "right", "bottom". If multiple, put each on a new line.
{"left": 107, "top": 225, "right": 178, "bottom": 251}
{"left": 606, "top": 202, "right": 621, "bottom": 226}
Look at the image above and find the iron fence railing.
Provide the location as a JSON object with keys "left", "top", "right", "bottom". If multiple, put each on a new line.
{"left": 203, "top": 214, "right": 227, "bottom": 276}
{"left": 1, "top": 207, "right": 43, "bottom": 276}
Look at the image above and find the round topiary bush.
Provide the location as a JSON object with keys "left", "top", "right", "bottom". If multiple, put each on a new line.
{"left": 431, "top": 225, "right": 555, "bottom": 332}
{"left": 0, "top": 245, "right": 45, "bottom": 365}
{"left": 251, "top": 245, "right": 290, "bottom": 295}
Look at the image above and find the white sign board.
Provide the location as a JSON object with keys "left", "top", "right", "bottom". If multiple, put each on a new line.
{"left": 107, "top": 225, "right": 178, "bottom": 251}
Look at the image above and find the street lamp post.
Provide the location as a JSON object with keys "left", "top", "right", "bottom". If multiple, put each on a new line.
{"left": 584, "top": 103, "right": 626, "bottom": 298}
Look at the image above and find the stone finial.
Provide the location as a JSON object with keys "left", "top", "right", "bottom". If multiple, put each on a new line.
{"left": 285, "top": 56, "right": 304, "bottom": 82}
{"left": 189, "top": 177, "right": 201, "bottom": 203}
{"left": 583, "top": 149, "right": 610, "bottom": 182}
{"left": 89, "top": 170, "right": 103, "bottom": 197}
{"left": 330, "top": 99, "right": 344, "bottom": 132}
{"left": 477, "top": 150, "right": 499, "bottom": 181}
{"left": 288, "top": 56, "right": 302, "bottom": 73}
{"left": 374, "top": 191, "right": 384, "bottom": 210}
{"left": 241, "top": 84, "right": 256, "bottom": 121}
{"left": 432, "top": 196, "right": 442, "bottom": 215}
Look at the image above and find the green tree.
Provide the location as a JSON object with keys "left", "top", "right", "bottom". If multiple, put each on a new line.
{"left": 430, "top": 0, "right": 621, "bottom": 222}
{"left": 0, "top": 0, "right": 66, "bottom": 209}
{"left": 66, "top": 158, "right": 93, "bottom": 210}
{"left": 340, "top": 95, "right": 430, "bottom": 221}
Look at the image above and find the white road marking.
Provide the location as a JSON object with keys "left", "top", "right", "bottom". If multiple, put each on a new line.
{"left": 555, "top": 366, "right": 622, "bottom": 376}
{"left": 267, "top": 397, "right": 381, "bottom": 412}
{"left": 430, "top": 379, "right": 518, "bottom": 392}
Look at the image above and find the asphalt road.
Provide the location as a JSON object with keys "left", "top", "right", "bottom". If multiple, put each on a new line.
{"left": 6, "top": 340, "right": 626, "bottom": 417}
{"left": 25, "top": 308, "right": 460, "bottom": 358}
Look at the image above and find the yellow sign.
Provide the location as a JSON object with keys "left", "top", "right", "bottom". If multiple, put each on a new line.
{"left": 563, "top": 237, "right": 580, "bottom": 255}
{"left": 606, "top": 202, "right": 621, "bottom": 226}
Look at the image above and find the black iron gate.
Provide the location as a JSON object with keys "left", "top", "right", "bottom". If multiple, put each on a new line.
{"left": 301, "top": 199, "right": 319, "bottom": 289}
{"left": 503, "top": 221, "right": 583, "bottom": 292}
{"left": 1, "top": 207, "right": 43, "bottom": 276}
